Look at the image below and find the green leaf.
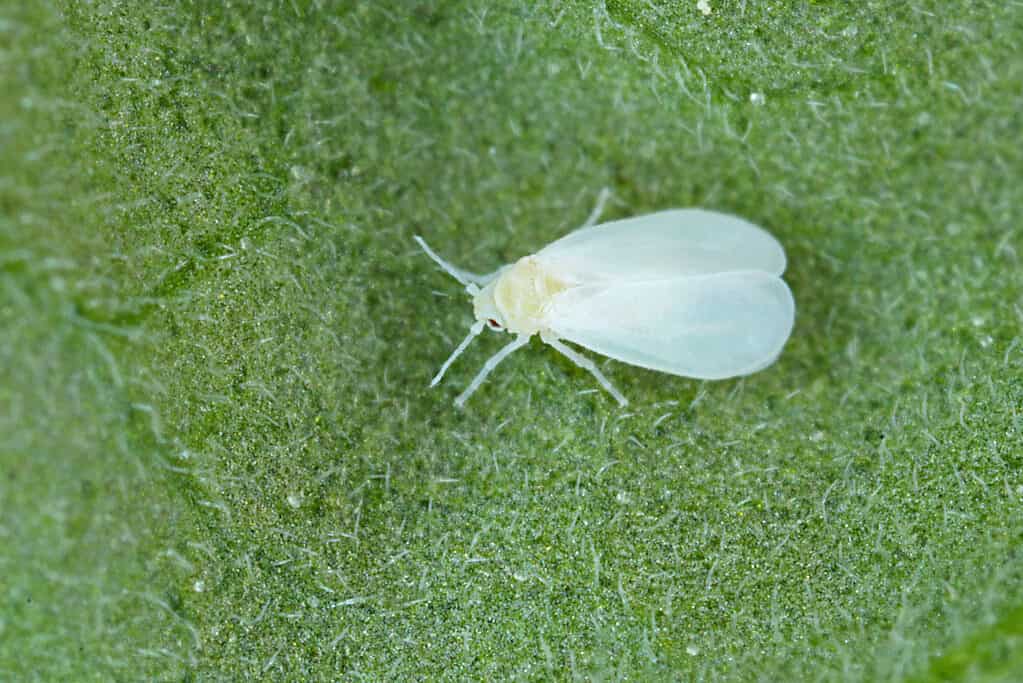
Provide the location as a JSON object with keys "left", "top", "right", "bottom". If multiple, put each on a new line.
{"left": 3, "top": 0, "right": 1021, "bottom": 679}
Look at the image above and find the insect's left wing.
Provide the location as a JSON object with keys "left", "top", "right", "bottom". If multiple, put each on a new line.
{"left": 536, "top": 209, "right": 786, "bottom": 283}
{"left": 546, "top": 272, "right": 794, "bottom": 379}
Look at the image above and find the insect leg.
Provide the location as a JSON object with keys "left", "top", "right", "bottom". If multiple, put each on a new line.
{"left": 454, "top": 334, "right": 530, "bottom": 407}
{"left": 431, "top": 321, "right": 485, "bottom": 387}
{"left": 542, "top": 335, "right": 629, "bottom": 407}
{"left": 413, "top": 235, "right": 489, "bottom": 286}
{"left": 581, "top": 186, "right": 612, "bottom": 228}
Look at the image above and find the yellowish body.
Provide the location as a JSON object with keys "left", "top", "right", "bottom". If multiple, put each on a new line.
{"left": 473, "top": 256, "right": 571, "bottom": 336}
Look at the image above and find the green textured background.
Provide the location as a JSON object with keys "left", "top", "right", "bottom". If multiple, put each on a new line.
{"left": 3, "top": 1, "right": 1021, "bottom": 680}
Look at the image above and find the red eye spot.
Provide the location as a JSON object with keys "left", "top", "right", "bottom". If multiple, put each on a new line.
{"left": 488, "top": 318, "right": 501, "bottom": 329}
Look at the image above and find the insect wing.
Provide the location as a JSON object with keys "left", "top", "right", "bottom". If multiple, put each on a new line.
{"left": 536, "top": 209, "right": 786, "bottom": 282}
{"left": 546, "top": 271, "right": 794, "bottom": 379}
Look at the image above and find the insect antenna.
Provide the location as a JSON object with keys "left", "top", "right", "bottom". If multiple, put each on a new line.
{"left": 414, "top": 235, "right": 484, "bottom": 288}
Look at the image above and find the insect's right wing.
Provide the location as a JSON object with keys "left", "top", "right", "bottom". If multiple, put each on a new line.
{"left": 546, "top": 271, "right": 795, "bottom": 380}
{"left": 536, "top": 209, "right": 786, "bottom": 283}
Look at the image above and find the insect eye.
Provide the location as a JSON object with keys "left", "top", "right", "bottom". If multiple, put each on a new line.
{"left": 487, "top": 318, "right": 502, "bottom": 329}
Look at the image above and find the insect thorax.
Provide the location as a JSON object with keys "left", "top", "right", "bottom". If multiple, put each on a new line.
{"left": 488, "top": 256, "right": 570, "bottom": 335}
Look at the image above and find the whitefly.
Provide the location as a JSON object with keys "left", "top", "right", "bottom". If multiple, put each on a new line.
{"left": 415, "top": 190, "right": 795, "bottom": 407}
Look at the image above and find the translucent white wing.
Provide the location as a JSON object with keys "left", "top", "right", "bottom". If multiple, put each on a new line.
{"left": 546, "top": 272, "right": 794, "bottom": 379}
{"left": 536, "top": 209, "right": 786, "bottom": 282}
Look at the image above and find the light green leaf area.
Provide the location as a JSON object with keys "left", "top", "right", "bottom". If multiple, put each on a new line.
{"left": 3, "top": 1, "right": 1021, "bottom": 680}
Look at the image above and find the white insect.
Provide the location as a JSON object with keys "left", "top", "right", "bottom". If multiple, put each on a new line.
{"left": 415, "top": 190, "right": 795, "bottom": 408}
